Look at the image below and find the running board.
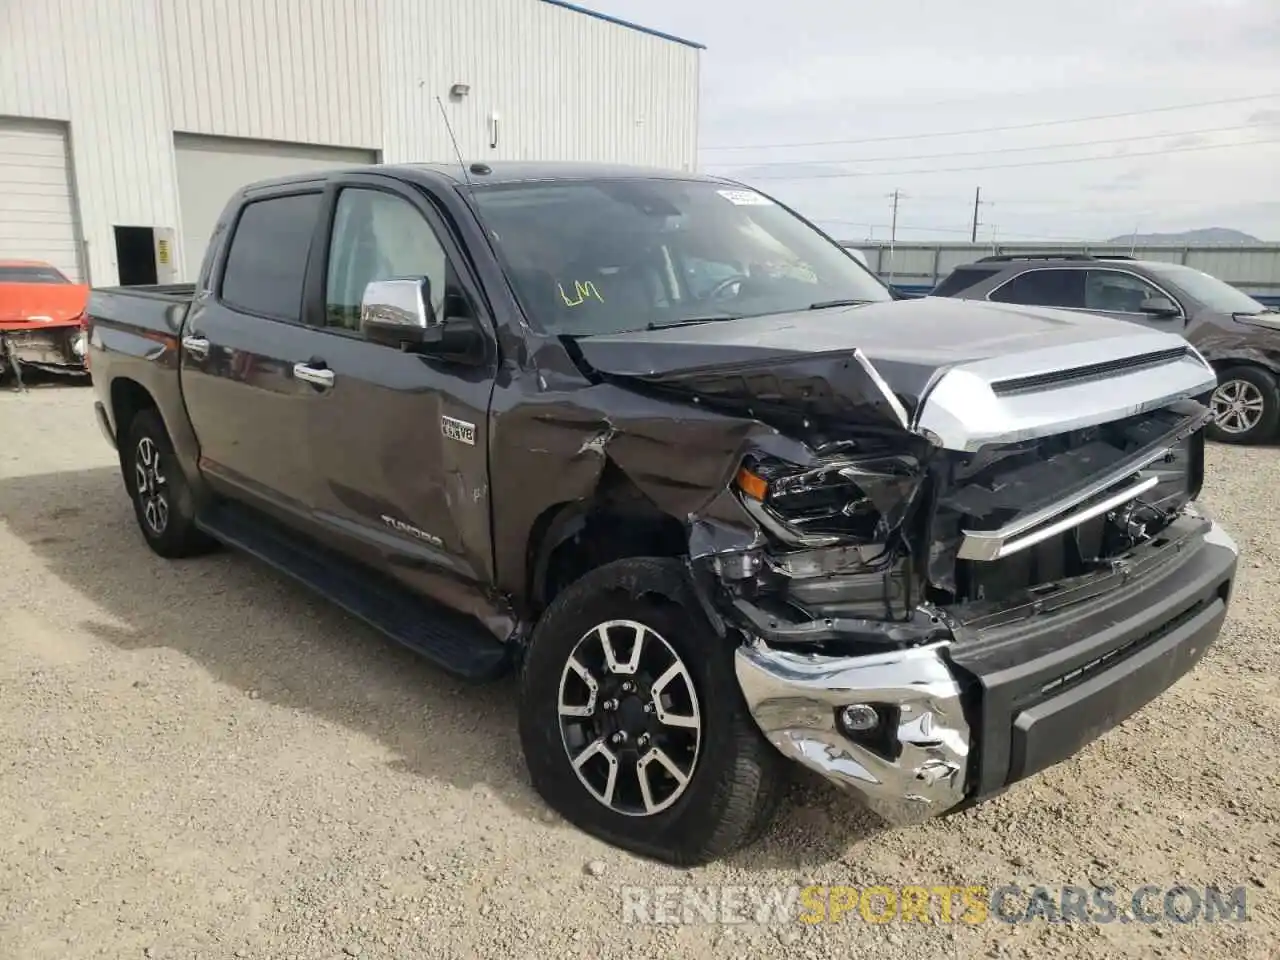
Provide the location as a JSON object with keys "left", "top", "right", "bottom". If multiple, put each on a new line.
{"left": 196, "top": 503, "right": 512, "bottom": 683}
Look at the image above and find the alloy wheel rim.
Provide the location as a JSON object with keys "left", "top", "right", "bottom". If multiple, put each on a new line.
{"left": 557, "top": 619, "right": 702, "bottom": 817}
{"left": 1211, "top": 379, "right": 1266, "bottom": 434}
{"left": 134, "top": 437, "right": 170, "bottom": 534}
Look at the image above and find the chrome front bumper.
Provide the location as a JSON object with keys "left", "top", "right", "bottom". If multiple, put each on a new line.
{"left": 734, "top": 640, "right": 971, "bottom": 826}
{"left": 732, "top": 518, "right": 1237, "bottom": 828}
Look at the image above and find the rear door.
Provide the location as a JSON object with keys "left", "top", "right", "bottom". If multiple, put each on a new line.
{"left": 298, "top": 174, "right": 499, "bottom": 612}
{"left": 986, "top": 268, "right": 1087, "bottom": 310}
{"left": 178, "top": 186, "right": 330, "bottom": 526}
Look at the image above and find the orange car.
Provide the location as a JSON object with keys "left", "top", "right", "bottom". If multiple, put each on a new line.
{"left": 0, "top": 259, "right": 90, "bottom": 385}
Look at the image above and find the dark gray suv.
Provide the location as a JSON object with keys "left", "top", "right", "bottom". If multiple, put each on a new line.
{"left": 933, "top": 254, "right": 1280, "bottom": 444}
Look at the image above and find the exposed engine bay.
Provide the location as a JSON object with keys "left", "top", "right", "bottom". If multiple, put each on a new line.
{"left": 0, "top": 328, "right": 89, "bottom": 391}
{"left": 712, "top": 396, "right": 1212, "bottom": 657}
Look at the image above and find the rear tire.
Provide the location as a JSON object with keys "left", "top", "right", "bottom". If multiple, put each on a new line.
{"left": 518, "top": 557, "right": 787, "bottom": 866}
{"left": 1207, "top": 365, "right": 1280, "bottom": 445}
{"left": 122, "top": 408, "right": 216, "bottom": 558}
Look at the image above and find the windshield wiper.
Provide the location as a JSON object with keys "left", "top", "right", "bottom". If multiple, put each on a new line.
{"left": 808, "top": 299, "right": 873, "bottom": 310}
{"left": 646, "top": 315, "right": 742, "bottom": 330}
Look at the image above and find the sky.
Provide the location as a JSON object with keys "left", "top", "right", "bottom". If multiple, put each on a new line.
{"left": 587, "top": 0, "right": 1280, "bottom": 243}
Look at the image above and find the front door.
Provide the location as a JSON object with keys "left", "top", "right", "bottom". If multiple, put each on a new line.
{"left": 1081, "top": 268, "right": 1187, "bottom": 332}
{"left": 179, "top": 189, "right": 329, "bottom": 526}
{"left": 300, "top": 175, "right": 499, "bottom": 621}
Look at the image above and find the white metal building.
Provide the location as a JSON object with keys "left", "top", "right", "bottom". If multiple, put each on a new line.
{"left": 0, "top": 0, "right": 702, "bottom": 286}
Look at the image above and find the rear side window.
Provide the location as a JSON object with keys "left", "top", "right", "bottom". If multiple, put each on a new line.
{"left": 220, "top": 193, "right": 322, "bottom": 320}
{"left": 932, "top": 266, "right": 1000, "bottom": 297}
{"left": 988, "top": 268, "right": 1086, "bottom": 309}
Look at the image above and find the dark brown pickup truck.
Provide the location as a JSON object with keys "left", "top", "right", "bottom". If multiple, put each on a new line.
{"left": 85, "top": 162, "right": 1238, "bottom": 865}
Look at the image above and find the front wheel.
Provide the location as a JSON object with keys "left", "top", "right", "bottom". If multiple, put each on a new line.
{"left": 518, "top": 557, "right": 787, "bottom": 866}
{"left": 1207, "top": 365, "right": 1280, "bottom": 445}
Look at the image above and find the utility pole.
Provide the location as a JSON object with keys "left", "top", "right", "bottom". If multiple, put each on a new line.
{"left": 887, "top": 189, "right": 903, "bottom": 282}
{"left": 970, "top": 186, "right": 985, "bottom": 242}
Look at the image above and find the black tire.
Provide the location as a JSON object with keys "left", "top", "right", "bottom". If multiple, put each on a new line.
{"left": 518, "top": 557, "right": 787, "bottom": 866}
{"left": 1207, "top": 365, "right": 1280, "bottom": 445}
{"left": 122, "top": 407, "right": 216, "bottom": 558}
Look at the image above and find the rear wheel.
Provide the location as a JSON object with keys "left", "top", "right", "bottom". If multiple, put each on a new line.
{"left": 518, "top": 557, "right": 787, "bottom": 866}
{"left": 1207, "top": 366, "right": 1280, "bottom": 445}
{"left": 122, "top": 408, "right": 216, "bottom": 558}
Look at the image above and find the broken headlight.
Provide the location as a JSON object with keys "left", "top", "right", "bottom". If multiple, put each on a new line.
{"left": 734, "top": 453, "right": 922, "bottom": 544}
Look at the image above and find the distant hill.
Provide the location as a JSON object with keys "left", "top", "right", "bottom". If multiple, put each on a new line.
{"left": 1106, "top": 227, "right": 1262, "bottom": 244}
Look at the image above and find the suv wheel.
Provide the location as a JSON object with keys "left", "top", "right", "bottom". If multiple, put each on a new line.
{"left": 1207, "top": 366, "right": 1280, "bottom": 445}
{"left": 518, "top": 557, "right": 787, "bottom": 866}
{"left": 123, "top": 408, "right": 217, "bottom": 558}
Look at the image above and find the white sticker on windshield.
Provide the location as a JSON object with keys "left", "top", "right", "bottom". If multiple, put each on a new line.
{"left": 717, "top": 189, "right": 773, "bottom": 206}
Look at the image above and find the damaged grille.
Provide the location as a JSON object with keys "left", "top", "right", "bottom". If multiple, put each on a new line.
{"left": 927, "top": 400, "right": 1207, "bottom": 605}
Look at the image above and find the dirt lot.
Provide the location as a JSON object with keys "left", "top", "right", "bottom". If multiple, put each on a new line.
{"left": 1, "top": 384, "right": 1277, "bottom": 959}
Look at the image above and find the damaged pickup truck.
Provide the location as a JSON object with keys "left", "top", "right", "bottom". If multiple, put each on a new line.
{"left": 85, "top": 162, "right": 1238, "bottom": 865}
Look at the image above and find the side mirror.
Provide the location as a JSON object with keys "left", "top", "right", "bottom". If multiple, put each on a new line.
{"left": 360, "top": 277, "right": 484, "bottom": 360}
{"left": 1139, "top": 295, "right": 1180, "bottom": 318}
{"left": 360, "top": 277, "right": 434, "bottom": 348}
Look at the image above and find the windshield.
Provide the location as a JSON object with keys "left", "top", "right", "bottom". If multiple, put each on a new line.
{"left": 1142, "top": 263, "right": 1267, "bottom": 314}
{"left": 0, "top": 265, "right": 69, "bottom": 284}
{"left": 469, "top": 178, "right": 891, "bottom": 336}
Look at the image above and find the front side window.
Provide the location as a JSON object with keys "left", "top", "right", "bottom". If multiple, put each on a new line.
{"left": 988, "top": 269, "right": 1085, "bottom": 309}
{"left": 324, "top": 189, "right": 450, "bottom": 331}
{"left": 220, "top": 193, "right": 322, "bottom": 320}
{"left": 469, "top": 178, "right": 891, "bottom": 336}
{"left": 1084, "top": 270, "right": 1165, "bottom": 313}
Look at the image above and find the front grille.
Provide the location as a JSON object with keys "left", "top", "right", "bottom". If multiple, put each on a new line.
{"left": 990, "top": 347, "right": 1190, "bottom": 396}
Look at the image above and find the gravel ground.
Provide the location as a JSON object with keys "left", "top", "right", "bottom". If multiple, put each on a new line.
{"left": 1, "top": 383, "right": 1277, "bottom": 959}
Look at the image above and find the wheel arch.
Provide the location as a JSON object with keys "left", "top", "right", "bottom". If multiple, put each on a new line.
{"left": 109, "top": 376, "right": 160, "bottom": 438}
{"left": 526, "top": 466, "right": 689, "bottom": 614}
{"left": 1202, "top": 350, "right": 1280, "bottom": 380}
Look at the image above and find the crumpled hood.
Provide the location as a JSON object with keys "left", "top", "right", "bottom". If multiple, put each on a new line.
{"left": 0, "top": 282, "right": 89, "bottom": 328}
{"left": 570, "top": 296, "right": 1182, "bottom": 422}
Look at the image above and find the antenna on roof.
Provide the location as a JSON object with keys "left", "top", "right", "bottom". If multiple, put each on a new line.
{"left": 433, "top": 95, "right": 499, "bottom": 244}
{"left": 434, "top": 95, "right": 474, "bottom": 187}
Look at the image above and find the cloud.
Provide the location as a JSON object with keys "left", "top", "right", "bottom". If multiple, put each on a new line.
{"left": 588, "top": 0, "right": 1279, "bottom": 239}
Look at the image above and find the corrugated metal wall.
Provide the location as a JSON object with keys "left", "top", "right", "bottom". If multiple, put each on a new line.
{"left": 0, "top": 0, "right": 180, "bottom": 284}
{"left": 378, "top": 0, "right": 700, "bottom": 166}
{"left": 0, "top": 0, "right": 701, "bottom": 285}
{"left": 157, "top": 0, "right": 383, "bottom": 149}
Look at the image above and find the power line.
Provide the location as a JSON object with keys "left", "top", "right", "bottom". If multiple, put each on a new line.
{"left": 709, "top": 122, "right": 1266, "bottom": 169}
{"left": 699, "top": 93, "right": 1280, "bottom": 151}
{"left": 737, "top": 136, "right": 1280, "bottom": 180}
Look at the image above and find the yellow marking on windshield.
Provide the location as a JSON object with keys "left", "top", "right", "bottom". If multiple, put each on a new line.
{"left": 558, "top": 280, "right": 605, "bottom": 306}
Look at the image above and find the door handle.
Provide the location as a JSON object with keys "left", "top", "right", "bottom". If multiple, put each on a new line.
{"left": 181, "top": 335, "right": 210, "bottom": 360}
{"left": 293, "top": 362, "right": 335, "bottom": 389}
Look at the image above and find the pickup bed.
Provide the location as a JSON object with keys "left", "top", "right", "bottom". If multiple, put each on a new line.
{"left": 87, "top": 161, "right": 1238, "bottom": 865}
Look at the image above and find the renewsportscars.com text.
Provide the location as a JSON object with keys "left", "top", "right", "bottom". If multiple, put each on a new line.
{"left": 619, "top": 884, "right": 1250, "bottom": 926}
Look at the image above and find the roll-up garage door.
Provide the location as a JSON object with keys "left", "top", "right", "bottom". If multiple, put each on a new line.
{"left": 174, "top": 134, "right": 377, "bottom": 281}
{"left": 0, "top": 118, "right": 84, "bottom": 282}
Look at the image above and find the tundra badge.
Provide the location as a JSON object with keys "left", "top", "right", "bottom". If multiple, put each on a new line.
{"left": 441, "top": 415, "right": 476, "bottom": 446}
{"left": 380, "top": 515, "right": 443, "bottom": 547}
